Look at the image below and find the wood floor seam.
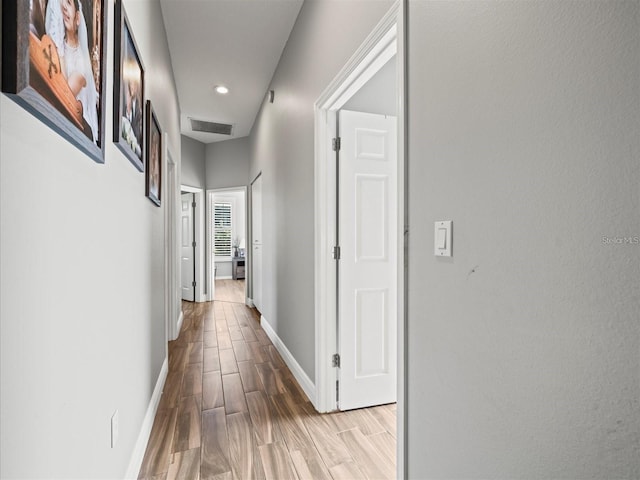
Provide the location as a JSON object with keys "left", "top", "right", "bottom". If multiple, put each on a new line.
{"left": 138, "top": 289, "right": 395, "bottom": 480}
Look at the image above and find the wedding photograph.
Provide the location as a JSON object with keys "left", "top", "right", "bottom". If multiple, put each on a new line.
{"left": 29, "top": 0, "right": 103, "bottom": 144}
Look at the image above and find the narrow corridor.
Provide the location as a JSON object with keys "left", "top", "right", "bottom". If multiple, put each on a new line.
{"left": 138, "top": 300, "right": 396, "bottom": 479}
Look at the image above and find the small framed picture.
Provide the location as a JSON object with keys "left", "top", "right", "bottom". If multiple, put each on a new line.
{"left": 113, "top": 0, "right": 144, "bottom": 171}
{"left": 2, "top": 0, "right": 108, "bottom": 163}
{"left": 145, "top": 100, "right": 162, "bottom": 206}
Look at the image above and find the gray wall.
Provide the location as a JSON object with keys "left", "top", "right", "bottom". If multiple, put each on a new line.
{"left": 0, "top": 0, "right": 181, "bottom": 477}
{"left": 206, "top": 136, "right": 251, "bottom": 189}
{"left": 407, "top": 1, "right": 640, "bottom": 478}
{"left": 249, "top": 0, "right": 394, "bottom": 382}
{"left": 181, "top": 135, "right": 206, "bottom": 188}
{"left": 343, "top": 55, "right": 397, "bottom": 116}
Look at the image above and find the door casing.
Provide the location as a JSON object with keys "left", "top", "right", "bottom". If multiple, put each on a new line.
{"left": 165, "top": 135, "right": 182, "bottom": 342}
{"left": 313, "top": 1, "right": 406, "bottom": 477}
{"left": 181, "top": 185, "right": 206, "bottom": 303}
{"left": 206, "top": 186, "right": 248, "bottom": 303}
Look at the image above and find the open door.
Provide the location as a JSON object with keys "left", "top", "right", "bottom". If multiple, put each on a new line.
{"left": 338, "top": 109, "right": 397, "bottom": 410}
{"left": 181, "top": 192, "right": 195, "bottom": 301}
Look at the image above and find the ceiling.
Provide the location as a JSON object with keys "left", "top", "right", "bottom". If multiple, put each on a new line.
{"left": 160, "top": 0, "right": 304, "bottom": 144}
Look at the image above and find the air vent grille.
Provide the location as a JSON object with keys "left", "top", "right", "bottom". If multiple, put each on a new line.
{"left": 190, "top": 118, "right": 233, "bottom": 135}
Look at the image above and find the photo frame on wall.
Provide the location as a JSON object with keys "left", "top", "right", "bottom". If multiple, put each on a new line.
{"left": 113, "top": 0, "right": 145, "bottom": 171}
{"left": 145, "top": 101, "right": 162, "bottom": 207}
{"left": 1, "top": 0, "right": 108, "bottom": 163}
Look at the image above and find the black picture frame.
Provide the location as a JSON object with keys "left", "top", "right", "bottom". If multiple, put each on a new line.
{"left": 1, "top": 0, "right": 108, "bottom": 163}
{"left": 113, "top": 0, "right": 145, "bottom": 171}
{"left": 145, "top": 100, "right": 161, "bottom": 207}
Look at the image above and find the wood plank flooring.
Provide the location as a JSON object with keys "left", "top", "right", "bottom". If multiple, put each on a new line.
{"left": 138, "top": 300, "right": 396, "bottom": 480}
{"left": 215, "top": 279, "right": 246, "bottom": 304}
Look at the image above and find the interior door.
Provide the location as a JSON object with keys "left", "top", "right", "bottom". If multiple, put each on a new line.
{"left": 251, "top": 175, "right": 263, "bottom": 312}
{"left": 338, "top": 109, "right": 397, "bottom": 410}
{"left": 181, "top": 193, "right": 195, "bottom": 301}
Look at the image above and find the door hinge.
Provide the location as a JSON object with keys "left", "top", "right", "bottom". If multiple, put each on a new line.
{"left": 332, "top": 353, "right": 341, "bottom": 368}
{"left": 192, "top": 281, "right": 196, "bottom": 288}
{"left": 192, "top": 201, "right": 196, "bottom": 208}
{"left": 332, "top": 137, "right": 341, "bottom": 151}
{"left": 192, "top": 241, "right": 196, "bottom": 248}
{"left": 332, "top": 246, "right": 341, "bottom": 260}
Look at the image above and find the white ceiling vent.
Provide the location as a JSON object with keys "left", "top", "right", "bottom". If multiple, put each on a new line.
{"left": 190, "top": 118, "right": 233, "bottom": 136}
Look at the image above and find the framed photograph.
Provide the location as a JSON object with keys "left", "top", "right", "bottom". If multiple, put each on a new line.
{"left": 1, "top": 0, "right": 108, "bottom": 163}
{"left": 145, "top": 101, "right": 161, "bottom": 207}
{"left": 113, "top": 0, "right": 144, "bottom": 171}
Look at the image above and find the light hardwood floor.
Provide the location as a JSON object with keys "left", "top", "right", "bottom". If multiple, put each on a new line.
{"left": 138, "top": 300, "right": 396, "bottom": 480}
{"left": 215, "top": 279, "right": 246, "bottom": 304}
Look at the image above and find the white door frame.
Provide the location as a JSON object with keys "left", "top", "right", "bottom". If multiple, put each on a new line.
{"left": 313, "top": 0, "right": 406, "bottom": 476}
{"left": 164, "top": 134, "right": 182, "bottom": 342}
{"left": 206, "top": 186, "right": 248, "bottom": 302}
{"left": 248, "top": 172, "right": 262, "bottom": 309}
{"left": 181, "top": 185, "right": 206, "bottom": 303}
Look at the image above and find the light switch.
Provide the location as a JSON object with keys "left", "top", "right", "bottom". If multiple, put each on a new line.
{"left": 434, "top": 221, "right": 452, "bottom": 257}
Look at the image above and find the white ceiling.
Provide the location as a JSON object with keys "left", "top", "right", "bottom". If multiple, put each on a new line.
{"left": 160, "top": 0, "right": 304, "bottom": 144}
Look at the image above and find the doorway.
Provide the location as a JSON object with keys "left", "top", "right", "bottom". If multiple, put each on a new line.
{"left": 180, "top": 185, "right": 205, "bottom": 302}
{"left": 164, "top": 137, "right": 182, "bottom": 342}
{"left": 207, "top": 186, "right": 248, "bottom": 304}
{"left": 314, "top": 6, "right": 405, "bottom": 473}
{"left": 180, "top": 192, "right": 196, "bottom": 301}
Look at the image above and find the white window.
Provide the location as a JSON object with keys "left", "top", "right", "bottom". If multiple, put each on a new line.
{"left": 214, "top": 202, "right": 232, "bottom": 258}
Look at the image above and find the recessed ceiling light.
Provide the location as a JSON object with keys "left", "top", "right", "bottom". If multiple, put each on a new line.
{"left": 214, "top": 85, "right": 229, "bottom": 95}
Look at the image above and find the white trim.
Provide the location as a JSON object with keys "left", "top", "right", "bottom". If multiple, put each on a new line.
{"left": 164, "top": 135, "right": 181, "bottom": 342}
{"left": 125, "top": 358, "right": 168, "bottom": 479}
{"left": 260, "top": 315, "right": 316, "bottom": 405}
{"left": 396, "top": 2, "right": 407, "bottom": 478}
{"left": 180, "top": 185, "right": 206, "bottom": 302}
{"left": 176, "top": 310, "right": 184, "bottom": 338}
{"left": 314, "top": 1, "right": 400, "bottom": 413}
{"left": 313, "top": 1, "right": 406, "bottom": 478}
{"left": 248, "top": 173, "right": 262, "bottom": 309}
{"left": 206, "top": 186, "right": 248, "bottom": 303}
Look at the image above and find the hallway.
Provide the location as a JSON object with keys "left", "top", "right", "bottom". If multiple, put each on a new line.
{"left": 138, "top": 301, "right": 396, "bottom": 479}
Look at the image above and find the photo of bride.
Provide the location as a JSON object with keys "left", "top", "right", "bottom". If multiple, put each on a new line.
{"left": 28, "top": 0, "right": 103, "bottom": 144}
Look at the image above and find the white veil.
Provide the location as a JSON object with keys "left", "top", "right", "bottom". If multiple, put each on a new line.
{"left": 45, "top": 0, "right": 64, "bottom": 54}
{"left": 76, "top": 1, "right": 99, "bottom": 143}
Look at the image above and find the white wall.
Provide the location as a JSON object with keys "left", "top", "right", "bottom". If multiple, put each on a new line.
{"left": 205, "top": 136, "right": 250, "bottom": 189}
{"left": 181, "top": 135, "right": 206, "bottom": 188}
{"left": 249, "top": 0, "right": 394, "bottom": 382}
{"left": 343, "top": 54, "right": 397, "bottom": 116}
{"left": 0, "top": 0, "right": 181, "bottom": 478}
{"left": 406, "top": 1, "right": 640, "bottom": 478}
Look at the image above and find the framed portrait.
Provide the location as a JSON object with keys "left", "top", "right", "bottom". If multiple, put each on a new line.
{"left": 1, "top": 0, "right": 108, "bottom": 163}
{"left": 113, "top": 0, "right": 145, "bottom": 171}
{"left": 145, "top": 101, "right": 161, "bottom": 207}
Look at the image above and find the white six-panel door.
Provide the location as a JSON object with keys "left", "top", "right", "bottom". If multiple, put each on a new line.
{"left": 181, "top": 193, "right": 195, "bottom": 302}
{"left": 338, "top": 110, "right": 397, "bottom": 410}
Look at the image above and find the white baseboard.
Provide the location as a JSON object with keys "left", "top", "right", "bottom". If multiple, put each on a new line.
{"left": 246, "top": 298, "right": 255, "bottom": 308}
{"left": 125, "top": 358, "right": 168, "bottom": 479}
{"left": 260, "top": 315, "right": 316, "bottom": 404}
{"left": 175, "top": 311, "right": 184, "bottom": 340}
{"left": 216, "top": 275, "right": 233, "bottom": 280}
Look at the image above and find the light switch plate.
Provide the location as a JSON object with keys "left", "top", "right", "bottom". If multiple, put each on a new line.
{"left": 434, "top": 221, "right": 452, "bottom": 256}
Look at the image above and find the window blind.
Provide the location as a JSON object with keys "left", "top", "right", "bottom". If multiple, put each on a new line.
{"left": 214, "top": 202, "right": 232, "bottom": 257}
